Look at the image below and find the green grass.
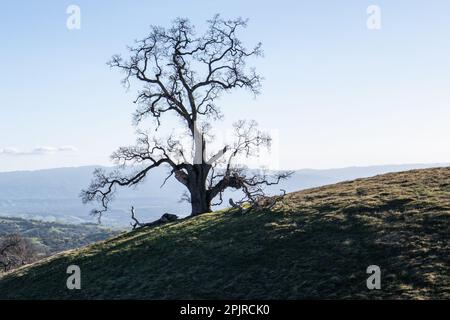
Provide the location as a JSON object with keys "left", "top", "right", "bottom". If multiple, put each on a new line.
{"left": 0, "top": 167, "right": 449, "bottom": 299}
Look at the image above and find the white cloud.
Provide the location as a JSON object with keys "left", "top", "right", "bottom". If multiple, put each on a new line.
{"left": 57, "top": 146, "right": 78, "bottom": 152}
{"left": 0, "top": 148, "right": 21, "bottom": 155}
{"left": 0, "top": 146, "right": 78, "bottom": 156}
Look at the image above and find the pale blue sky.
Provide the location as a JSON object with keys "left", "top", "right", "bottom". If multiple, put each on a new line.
{"left": 1, "top": 0, "right": 450, "bottom": 171}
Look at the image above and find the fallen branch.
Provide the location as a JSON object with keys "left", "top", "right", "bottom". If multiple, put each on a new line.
{"left": 130, "top": 206, "right": 178, "bottom": 230}
{"left": 229, "top": 189, "right": 287, "bottom": 214}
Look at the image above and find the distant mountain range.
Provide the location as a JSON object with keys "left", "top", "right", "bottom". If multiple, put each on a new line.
{"left": 0, "top": 163, "right": 447, "bottom": 227}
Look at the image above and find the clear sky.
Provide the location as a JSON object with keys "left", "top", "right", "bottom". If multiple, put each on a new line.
{"left": 1, "top": 0, "right": 450, "bottom": 172}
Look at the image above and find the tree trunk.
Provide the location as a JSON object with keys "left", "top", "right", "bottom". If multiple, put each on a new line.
{"left": 191, "top": 193, "right": 211, "bottom": 216}
{"left": 188, "top": 164, "right": 212, "bottom": 216}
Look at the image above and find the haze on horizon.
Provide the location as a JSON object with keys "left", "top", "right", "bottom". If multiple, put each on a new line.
{"left": 1, "top": 0, "right": 450, "bottom": 172}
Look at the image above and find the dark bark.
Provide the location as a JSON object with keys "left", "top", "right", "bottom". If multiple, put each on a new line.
{"left": 188, "top": 164, "right": 212, "bottom": 215}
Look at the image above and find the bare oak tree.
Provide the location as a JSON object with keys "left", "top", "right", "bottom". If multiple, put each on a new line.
{"left": 81, "top": 15, "right": 292, "bottom": 221}
{"left": 0, "top": 234, "right": 37, "bottom": 272}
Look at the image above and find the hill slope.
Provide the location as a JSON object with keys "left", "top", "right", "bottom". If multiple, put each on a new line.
{"left": 0, "top": 167, "right": 449, "bottom": 299}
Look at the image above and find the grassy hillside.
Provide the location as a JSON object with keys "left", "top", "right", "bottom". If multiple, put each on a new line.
{"left": 0, "top": 167, "right": 449, "bottom": 299}
{"left": 0, "top": 217, "right": 117, "bottom": 254}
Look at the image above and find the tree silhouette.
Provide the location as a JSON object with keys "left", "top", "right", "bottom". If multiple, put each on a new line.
{"left": 81, "top": 15, "right": 291, "bottom": 221}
